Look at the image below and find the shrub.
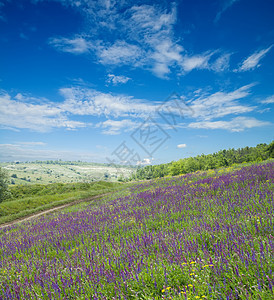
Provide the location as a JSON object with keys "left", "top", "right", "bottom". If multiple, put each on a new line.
{"left": 0, "top": 167, "right": 9, "bottom": 202}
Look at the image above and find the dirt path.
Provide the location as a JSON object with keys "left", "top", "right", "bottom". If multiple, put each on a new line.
{"left": 0, "top": 192, "right": 110, "bottom": 230}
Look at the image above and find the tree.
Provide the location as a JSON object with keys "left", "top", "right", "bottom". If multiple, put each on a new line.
{"left": 169, "top": 161, "right": 182, "bottom": 176}
{"left": 267, "top": 141, "right": 274, "bottom": 158}
{"left": 0, "top": 167, "right": 9, "bottom": 203}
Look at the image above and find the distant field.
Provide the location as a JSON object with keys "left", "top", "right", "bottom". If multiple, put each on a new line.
{"left": 0, "top": 161, "right": 135, "bottom": 185}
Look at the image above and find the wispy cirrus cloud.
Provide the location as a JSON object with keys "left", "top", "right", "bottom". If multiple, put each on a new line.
{"left": 0, "top": 143, "right": 103, "bottom": 162}
{"left": 188, "top": 84, "right": 255, "bottom": 120}
{"left": 96, "top": 119, "right": 140, "bottom": 135}
{"left": 0, "top": 91, "right": 88, "bottom": 132}
{"left": 180, "top": 51, "right": 232, "bottom": 73}
{"left": 0, "top": 84, "right": 271, "bottom": 134}
{"left": 235, "top": 45, "right": 273, "bottom": 72}
{"left": 211, "top": 53, "right": 231, "bottom": 72}
{"left": 47, "top": 1, "right": 231, "bottom": 78}
{"left": 215, "top": 0, "right": 240, "bottom": 23}
{"left": 97, "top": 40, "right": 143, "bottom": 65}
{"left": 17, "top": 141, "right": 47, "bottom": 146}
{"left": 188, "top": 116, "right": 271, "bottom": 132}
{"left": 261, "top": 95, "right": 274, "bottom": 104}
{"left": 0, "top": 87, "right": 156, "bottom": 132}
{"left": 59, "top": 87, "right": 157, "bottom": 118}
{"left": 180, "top": 52, "right": 214, "bottom": 72}
{"left": 49, "top": 36, "right": 90, "bottom": 54}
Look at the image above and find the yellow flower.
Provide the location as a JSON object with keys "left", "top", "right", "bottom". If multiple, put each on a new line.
{"left": 190, "top": 273, "right": 195, "bottom": 275}
{"left": 202, "top": 265, "right": 209, "bottom": 268}
{"left": 195, "top": 297, "right": 200, "bottom": 299}
{"left": 162, "top": 289, "right": 165, "bottom": 293}
{"left": 190, "top": 261, "right": 196, "bottom": 264}
{"left": 182, "top": 262, "right": 187, "bottom": 265}
{"left": 188, "top": 284, "right": 193, "bottom": 287}
{"left": 166, "top": 287, "right": 171, "bottom": 290}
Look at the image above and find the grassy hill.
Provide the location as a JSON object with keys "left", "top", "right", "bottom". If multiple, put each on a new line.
{"left": 0, "top": 181, "right": 129, "bottom": 225}
{"left": 0, "top": 160, "right": 273, "bottom": 299}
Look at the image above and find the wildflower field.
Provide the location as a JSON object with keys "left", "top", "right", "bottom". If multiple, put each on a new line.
{"left": 0, "top": 162, "right": 273, "bottom": 299}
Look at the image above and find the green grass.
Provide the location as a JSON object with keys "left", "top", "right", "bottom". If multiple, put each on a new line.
{"left": 0, "top": 181, "right": 130, "bottom": 225}
{"left": 0, "top": 161, "right": 273, "bottom": 299}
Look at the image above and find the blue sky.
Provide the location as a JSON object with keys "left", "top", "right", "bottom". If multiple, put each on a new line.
{"left": 0, "top": 0, "right": 273, "bottom": 164}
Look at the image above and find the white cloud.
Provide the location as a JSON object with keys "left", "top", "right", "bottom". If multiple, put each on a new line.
{"left": 181, "top": 52, "right": 213, "bottom": 72}
{"left": 49, "top": 36, "right": 90, "bottom": 54}
{"left": 0, "top": 92, "right": 88, "bottom": 132}
{"left": 236, "top": 46, "right": 273, "bottom": 72}
{"left": 97, "top": 40, "right": 143, "bottom": 65}
{"left": 0, "top": 87, "right": 157, "bottom": 133}
{"left": 211, "top": 53, "right": 231, "bottom": 72}
{"left": 0, "top": 143, "right": 103, "bottom": 162}
{"left": 59, "top": 87, "right": 157, "bottom": 118}
{"left": 177, "top": 144, "right": 187, "bottom": 148}
{"left": 215, "top": 0, "right": 239, "bottom": 22}
{"left": 188, "top": 84, "right": 255, "bottom": 120}
{"left": 1, "top": 83, "right": 271, "bottom": 134}
{"left": 188, "top": 117, "right": 271, "bottom": 132}
{"left": 180, "top": 51, "right": 232, "bottom": 73}
{"left": 151, "top": 40, "right": 183, "bottom": 77}
{"left": 136, "top": 158, "right": 153, "bottom": 165}
{"left": 17, "top": 141, "right": 47, "bottom": 146}
{"left": 96, "top": 119, "right": 139, "bottom": 135}
{"left": 106, "top": 74, "right": 131, "bottom": 85}
{"left": 46, "top": 1, "right": 231, "bottom": 78}
{"left": 126, "top": 4, "right": 177, "bottom": 36}
{"left": 124, "top": 4, "right": 183, "bottom": 77}
{"left": 261, "top": 95, "right": 274, "bottom": 104}
{"left": 258, "top": 108, "right": 271, "bottom": 113}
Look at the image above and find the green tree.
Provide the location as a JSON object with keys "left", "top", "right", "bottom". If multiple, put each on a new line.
{"left": 169, "top": 161, "right": 183, "bottom": 176}
{"left": 0, "top": 167, "right": 9, "bottom": 203}
{"left": 267, "top": 141, "right": 274, "bottom": 158}
{"left": 134, "top": 141, "right": 274, "bottom": 180}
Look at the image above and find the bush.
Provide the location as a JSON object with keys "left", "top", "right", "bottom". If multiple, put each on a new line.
{"left": 0, "top": 167, "right": 9, "bottom": 203}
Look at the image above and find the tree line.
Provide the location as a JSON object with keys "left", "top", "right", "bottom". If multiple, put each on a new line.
{"left": 132, "top": 141, "right": 274, "bottom": 180}
{"left": 0, "top": 141, "right": 273, "bottom": 202}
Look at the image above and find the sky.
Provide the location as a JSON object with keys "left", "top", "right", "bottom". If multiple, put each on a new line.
{"left": 0, "top": 0, "right": 273, "bottom": 165}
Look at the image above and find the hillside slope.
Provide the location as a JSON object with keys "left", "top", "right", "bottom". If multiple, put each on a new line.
{"left": 0, "top": 161, "right": 273, "bottom": 299}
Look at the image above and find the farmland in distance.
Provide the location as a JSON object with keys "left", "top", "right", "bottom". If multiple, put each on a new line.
{"left": 0, "top": 161, "right": 135, "bottom": 185}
